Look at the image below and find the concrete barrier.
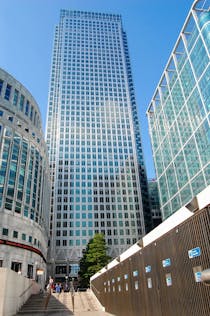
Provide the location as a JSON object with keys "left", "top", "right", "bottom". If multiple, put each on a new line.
{"left": 0, "top": 268, "right": 40, "bottom": 316}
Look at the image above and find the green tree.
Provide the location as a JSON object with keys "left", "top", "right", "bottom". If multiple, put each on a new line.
{"left": 79, "top": 233, "right": 111, "bottom": 287}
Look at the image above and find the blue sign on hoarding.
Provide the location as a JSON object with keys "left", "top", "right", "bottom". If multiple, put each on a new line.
{"left": 162, "top": 258, "right": 171, "bottom": 268}
{"left": 145, "top": 265, "right": 151, "bottom": 273}
{"left": 188, "top": 247, "right": 201, "bottom": 259}
{"left": 194, "top": 271, "right": 202, "bottom": 283}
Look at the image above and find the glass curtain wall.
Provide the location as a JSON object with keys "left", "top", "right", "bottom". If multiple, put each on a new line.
{"left": 147, "top": 0, "right": 210, "bottom": 219}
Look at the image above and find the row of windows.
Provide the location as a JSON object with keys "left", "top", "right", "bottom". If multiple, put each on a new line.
{"left": 61, "top": 10, "right": 120, "bottom": 21}
{"left": 57, "top": 193, "right": 138, "bottom": 202}
{"left": 56, "top": 229, "right": 93, "bottom": 236}
{"left": 52, "top": 61, "right": 124, "bottom": 69}
{"left": 56, "top": 71, "right": 125, "bottom": 80}
{"left": 61, "top": 46, "right": 121, "bottom": 54}
{"left": 59, "top": 64, "right": 124, "bottom": 73}
{"left": 55, "top": 263, "right": 79, "bottom": 275}
{"left": 52, "top": 153, "right": 133, "bottom": 161}
{"left": 54, "top": 183, "right": 136, "bottom": 191}
{"left": 57, "top": 142, "right": 133, "bottom": 148}
{"left": 62, "top": 35, "right": 121, "bottom": 42}
{"left": 2, "top": 227, "right": 41, "bottom": 247}
{"left": 52, "top": 173, "right": 134, "bottom": 182}
{"left": 60, "top": 44, "right": 121, "bottom": 52}
{"left": 57, "top": 176, "right": 136, "bottom": 183}
{"left": 63, "top": 25, "right": 119, "bottom": 31}
{"left": 52, "top": 123, "right": 131, "bottom": 131}
{"left": 56, "top": 188, "right": 137, "bottom": 197}
{"left": 58, "top": 135, "right": 132, "bottom": 144}
{"left": 59, "top": 59, "right": 123, "bottom": 66}
{"left": 54, "top": 159, "right": 132, "bottom": 167}
{"left": 62, "top": 14, "right": 120, "bottom": 21}
{"left": 49, "top": 104, "right": 128, "bottom": 112}
{"left": 52, "top": 133, "right": 132, "bottom": 141}
{"left": 0, "top": 260, "right": 34, "bottom": 278}
{"left": 60, "top": 86, "right": 126, "bottom": 93}
{"left": 0, "top": 78, "right": 40, "bottom": 129}
{"left": 0, "top": 113, "right": 41, "bottom": 144}
{"left": 61, "top": 81, "right": 126, "bottom": 87}
{"left": 55, "top": 147, "right": 131, "bottom": 156}
{"left": 55, "top": 226, "right": 135, "bottom": 235}
{"left": 49, "top": 124, "right": 131, "bottom": 133}
{"left": 55, "top": 220, "right": 136, "bottom": 226}
{"left": 60, "top": 86, "right": 126, "bottom": 92}
{"left": 62, "top": 20, "right": 119, "bottom": 28}
{"left": 55, "top": 212, "right": 136, "bottom": 219}
{"left": 55, "top": 237, "right": 135, "bottom": 247}
{"left": 54, "top": 204, "right": 139, "bottom": 213}
{"left": 51, "top": 165, "right": 132, "bottom": 175}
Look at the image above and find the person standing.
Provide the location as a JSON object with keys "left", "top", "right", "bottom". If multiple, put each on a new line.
{"left": 44, "top": 282, "right": 52, "bottom": 310}
{"left": 55, "top": 283, "right": 61, "bottom": 298}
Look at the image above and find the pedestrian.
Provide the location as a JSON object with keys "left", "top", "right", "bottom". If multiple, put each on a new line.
{"left": 44, "top": 282, "right": 52, "bottom": 310}
{"left": 49, "top": 276, "right": 54, "bottom": 289}
{"left": 55, "top": 283, "right": 61, "bottom": 298}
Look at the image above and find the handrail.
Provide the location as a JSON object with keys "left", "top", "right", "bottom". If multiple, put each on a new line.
{"left": 19, "top": 283, "right": 34, "bottom": 298}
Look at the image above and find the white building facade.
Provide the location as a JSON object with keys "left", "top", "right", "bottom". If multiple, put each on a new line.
{"left": 0, "top": 68, "right": 50, "bottom": 285}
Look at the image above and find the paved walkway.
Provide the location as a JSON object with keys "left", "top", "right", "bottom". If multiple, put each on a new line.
{"left": 55, "top": 291, "right": 115, "bottom": 315}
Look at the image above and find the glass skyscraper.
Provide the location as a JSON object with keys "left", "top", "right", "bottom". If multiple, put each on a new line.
{"left": 147, "top": 0, "right": 210, "bottom": 220}
{"left": 46, "top": 10, "right": 150, "bottom": 278}
{"left": 148, "top": 179, "right": 162, "bottom": 228}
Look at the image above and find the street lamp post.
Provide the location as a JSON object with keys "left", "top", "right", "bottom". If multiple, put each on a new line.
{"left": 65, "top": 275, "right": 68, "bottom": 291}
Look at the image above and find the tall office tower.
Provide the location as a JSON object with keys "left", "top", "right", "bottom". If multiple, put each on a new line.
{"left": 147, "top": 0, "right": 210, "bottom": 220}
{"left": 148, "top": 179, "right": 162, "bottom": 228}
{"left": 46, "top": 10, "right": 150, "bottom": 279}
{"left": 0, "top": 68, "right": 50, "bottom": 286}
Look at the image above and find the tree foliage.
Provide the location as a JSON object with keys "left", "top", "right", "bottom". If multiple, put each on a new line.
{"left": 79, "top": 233, "right": 111, "bottom": 287}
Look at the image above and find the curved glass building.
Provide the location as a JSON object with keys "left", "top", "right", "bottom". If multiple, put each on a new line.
{"left": 147, "top": 0, "right": 210, "bottom": 219}
{"left": 0, "top": 68, "right": 50, "bottom": 283}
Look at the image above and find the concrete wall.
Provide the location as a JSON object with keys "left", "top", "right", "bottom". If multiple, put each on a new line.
{"left": 0, "top": 268, "right": 40, "bottom": 316}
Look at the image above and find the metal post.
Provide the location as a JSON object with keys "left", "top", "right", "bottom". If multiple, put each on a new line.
{"left": 70, "top": 278, "right": 75, "bottom": 312}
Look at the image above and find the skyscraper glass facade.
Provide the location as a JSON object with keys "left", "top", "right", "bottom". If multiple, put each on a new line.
{"left": 148, "top": 179, "right": 162, "bottom": 228}
{"left": 46, "top": 10, "right": 149, "bottom": 276}
{"left": 147, "top": 0, "right": 210, "bottom": 220}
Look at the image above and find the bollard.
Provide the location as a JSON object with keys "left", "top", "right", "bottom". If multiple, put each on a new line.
{"left": 70, "top": 280, "right": 75, "bottom": 312}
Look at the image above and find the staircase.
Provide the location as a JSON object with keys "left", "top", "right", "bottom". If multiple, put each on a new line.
{"left": 16, "top": 292, "right": 73, "bottom": 315}
{"left": 16, "top": 290, "right": 105, "bottom": 315}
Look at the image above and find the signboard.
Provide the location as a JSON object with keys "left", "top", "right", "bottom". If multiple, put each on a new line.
{"left": 193, "top": 266, "right": 202, "bottom": 283}
{"left": 162, "top": 258, "right": 171, "bottom": 267}
{"left": 194, "top": 271, "right": 202, "bottom": 283}
{"left": 36, "top": 269, "right": 44, "bottom": 275}
{"left": 145, "top": 265, "right": 151, "bottom": 273}
{"left": 166, "top": 273, "right": 172, "bottom": 286}
{"left": 188, "top": 247, "right": 201, "bottom": 259}
{"left": 147, "top": 278, "right": 152, "bottom": 288}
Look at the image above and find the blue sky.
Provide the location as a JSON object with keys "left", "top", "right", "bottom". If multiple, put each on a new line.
{"left": 0, "top": 0, "right": 193, "bottom": 178}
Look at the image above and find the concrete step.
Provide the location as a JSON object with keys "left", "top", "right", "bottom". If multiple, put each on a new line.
{"left": 16, "top": 293, "right": 72, "bottom": 315}
{"left": 16, "top": 291, "right": 106, "bottom": 315}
